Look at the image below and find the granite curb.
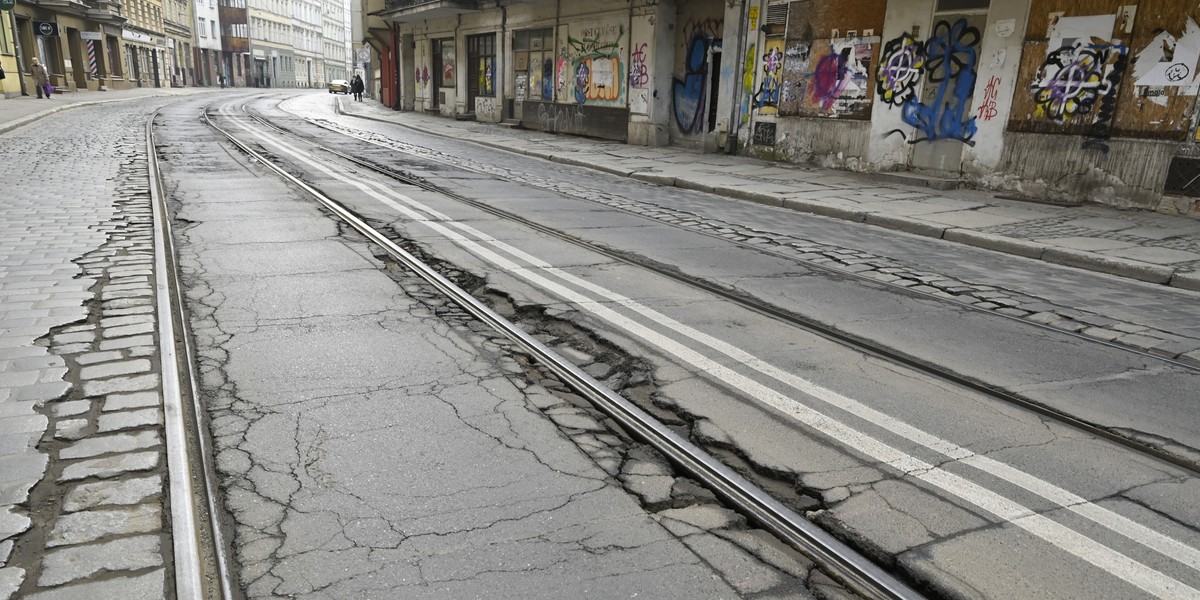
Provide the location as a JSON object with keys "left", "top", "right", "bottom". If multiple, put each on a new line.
{"left": 340, "top": 101, "right": 1200, "bottom": 292}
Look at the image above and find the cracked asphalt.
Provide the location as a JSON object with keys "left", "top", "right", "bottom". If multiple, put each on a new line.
{"left": 158, "top": 97, "right": 828, "bottom": 598}
{"left": 7, "top": 88, "right": 1200, "bottom": 600}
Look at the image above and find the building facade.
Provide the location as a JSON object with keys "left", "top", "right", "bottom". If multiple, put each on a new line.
{"left": 249, "top": 0, "right": 295, "bottom": 86}
{"left": 292, "top": 0, "right": 321, "bottom": 86}
{"left": 320, "top": 0, "right": 348, "bottom": 84}
{"left": 365, "top": 0, "right": 1200, "bottom": 215}
{"left": 194, "top": 0, "right": 223, "bottom": 86}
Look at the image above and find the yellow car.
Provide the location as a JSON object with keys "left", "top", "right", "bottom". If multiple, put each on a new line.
{"left": 328, "top": 79, "right": 350, "bottom": 94}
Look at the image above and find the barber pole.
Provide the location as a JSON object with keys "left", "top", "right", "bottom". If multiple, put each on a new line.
{"left": 80, "top": 31, "right": 103, "bottom": 79}
{"left": 87, "top": 41, "right": 98, "bottom": 77}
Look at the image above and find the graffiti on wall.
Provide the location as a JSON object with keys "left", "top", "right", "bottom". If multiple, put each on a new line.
{"left": 879, "top": 19, "right": 980, "bottom": 145}
{"left": 416, "top": 66, "right": 430, "bottom": 90}
{"left": 1029, "top": 14, "right": 1128, "bottom": 151}
{"left": 1132, "top": 17, "right": 1200, "bottom": 106}
{"left": 538, "top": 102, "right": 587, "bottom": 132}
{"left": 568, "top": 25, "right": 624, "bottom": 105}
{"left": 673, "top": 17, "right": 723, "bottom": 134}
{"left": 778, "top": 42, "right": 811, "bottom": 114}
{"left": 740, "top": 43, "right": 756, "bottom": 125}
{"left": 478, "top": 57, "right": 494, "bottom": 96}
{"left": 630, "top": 42, "right": 650, "bottom": 88}
{"left": 542, "top": 58, "right": 554, "bottom": 101}
{"left": 977, "top": 75, "right": 1000, "bottom": 121}
{"left": 754, "top": 41, "right": 784, "bottom": 114}
{"left": 876, "top": 33, "right": 924, "bottom": 106}
{"left": 808, "top": 37, "right": 873, "bottom": 115}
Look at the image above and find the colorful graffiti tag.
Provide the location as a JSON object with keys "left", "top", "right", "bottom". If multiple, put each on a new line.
{"left": 674, "top": 32, "right": 715, "bottom": 133}
{"left": 808, "top": 38, "right": 872, "bottom": 115}
{"left": 876, "top": 33, "right": 924, "bottom": 106}
{"left": 1032, "top": 44, "right": 1109, "bottom": 119}
{"left": 672, "top": 18, "right": 723, "bottom": 134}
{"left": 1031, "top": 40, "right": 1128, "bottom": 151}
{"left": 753, "top": 43, "right": 784, "bottom": 113}
{"left": 568, "top": 25, "right": 624, "bottom": 105}
{"left": 630, "top": 43, "right": 649, "bottom": 88}
{"left": 740, "top": 43, "right": 756, "bottom": 126}
{"left": 879, "top": 19, "right": 980, "bottom": 145}
{"left": 479, "top": 57, "right": 494, "bottom": 96}
{"left": 977, "top": 75, "right": 1000, "bottom": 121}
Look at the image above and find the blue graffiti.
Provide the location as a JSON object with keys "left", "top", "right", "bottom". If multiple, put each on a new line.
{"left": 575, "top": 61, "right": 590, "bottom": 105}
{"left": 885, "top": 19, "right": 980, "bottom": 145}
{"left": 541, "top": 58, "right": 553, "bottom": 101}
{"left": 673, "top": 32, "right": 710, "bottom": 133}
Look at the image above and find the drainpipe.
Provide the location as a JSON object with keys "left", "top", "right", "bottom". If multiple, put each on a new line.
{"left": 500, "top": 1, "right": 507, "bottom": 118}
{"left": 725, "top": 0, "right": 750, "bottom": 154}
{"left": 10, "top": 10, "right": 28, "bottom": 95}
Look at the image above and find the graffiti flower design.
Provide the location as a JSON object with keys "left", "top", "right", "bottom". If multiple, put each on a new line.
{"left": 876, "top": 33, "right": 925, "bottom": 106}
{"left": 1033, "top": 44, "right": 1108, "bottom": 120}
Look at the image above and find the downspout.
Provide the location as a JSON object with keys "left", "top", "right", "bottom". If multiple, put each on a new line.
{"left": 501, "top": 2, "right": 507, "bottom": 118}
{"left": 10, "top": 10, "right": 28, "bottom": 95}
{"left": 554, "top": 0, "right": 560, "bottom": 102}
{"left": 724, "top": 0, "right": 750, "bottom": 154}
{"left": 392, "top": 22, "right": 400, "bottom": 109}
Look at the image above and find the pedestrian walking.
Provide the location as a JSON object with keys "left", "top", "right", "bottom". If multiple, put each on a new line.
{"left": 31, "top": 58, "right": 51, "bottom": 99}
{"left": 351, "top": 74, "right": 364, "bottom": 102}
{"left": 218, "top": 74, "right": 225, "bottom": 88}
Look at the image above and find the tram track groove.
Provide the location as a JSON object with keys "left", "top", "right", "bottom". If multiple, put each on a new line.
{"left": 200, "top": 98, "right": 927, "bottom": 600}
{"left": 148, "top": 110, "right": 238, "bottom": 600}
{"left": 198, "top": 96, "right": 1200, "bottom": 600}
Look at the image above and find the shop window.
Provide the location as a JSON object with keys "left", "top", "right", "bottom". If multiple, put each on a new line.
{"left": 514, "top": 27, "right": 552, "bottom": 101}
{"left": 467, "top": 33, "right": 495, "bottom": 98}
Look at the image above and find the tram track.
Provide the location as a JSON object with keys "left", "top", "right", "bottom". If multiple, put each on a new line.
{"left": 241, "top": 99, "right": 1200, "bottom": 477}
{"left": 194, "top": 97, "right": 926, "bottom": 600}
{"left": 185, "top": 95, "right": 1200, "bottom": 600}
{"left": 146, "top": 109, "right": 237, "bottom": 599}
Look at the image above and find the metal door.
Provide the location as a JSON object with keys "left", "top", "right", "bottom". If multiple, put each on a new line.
{"left": 909, "top": 11, "right": 987, "bottom": 174}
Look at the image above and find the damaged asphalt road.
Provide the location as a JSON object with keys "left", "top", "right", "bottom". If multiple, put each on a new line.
{"left": 155, "top": 97, "right": 831, "bottom": 599}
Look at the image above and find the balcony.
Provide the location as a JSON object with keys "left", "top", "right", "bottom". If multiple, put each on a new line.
{"left": 377, "top": 0, "right": 479, "bottom": 23}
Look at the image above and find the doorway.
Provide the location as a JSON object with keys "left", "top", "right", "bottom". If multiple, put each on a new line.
{"left": 431, "top": 37, "right": 454, "bottom": 110}
{"left": 908, "top": 2, "right": 989, "bottom": 174}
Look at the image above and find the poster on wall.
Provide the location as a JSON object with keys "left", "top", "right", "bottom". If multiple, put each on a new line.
{"left": 563, "top": 20, "right": 627, "bottom": 106}
{"left": 442, "top": 42, "right": 455, "bottom": 88}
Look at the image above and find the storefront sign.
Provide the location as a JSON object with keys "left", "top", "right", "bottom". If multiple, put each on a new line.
{"left": 0, "top": 0, "right": 16, "bottom": 12}
{"left": 80, "top": 31, "right": 103, "bottom": 41}
{"left": 35, "top": 21, "right": 60, "bottom": 37}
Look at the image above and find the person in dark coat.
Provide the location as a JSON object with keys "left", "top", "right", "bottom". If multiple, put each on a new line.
{"left": 351, "top": 74, "right": 364, "bottom": 102}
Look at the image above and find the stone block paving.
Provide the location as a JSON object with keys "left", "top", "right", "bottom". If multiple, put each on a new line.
{"left": 1, "top": 102, "right": 171, "bottom": 599}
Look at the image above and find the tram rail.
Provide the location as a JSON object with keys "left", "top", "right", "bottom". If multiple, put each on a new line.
{"left": 196, "top": 97, "right": 928, "bottom": 600}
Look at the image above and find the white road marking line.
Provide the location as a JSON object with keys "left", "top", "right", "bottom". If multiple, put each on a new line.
{"left": 231, "top": 110, "right": 1200, "bottom": 598}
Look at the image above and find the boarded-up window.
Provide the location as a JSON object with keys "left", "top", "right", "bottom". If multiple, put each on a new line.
{"left": 1009, "top": 0, "right": 1200, "bottom": 147}
{"left": 778, "top": 0, "right": 886, "bottom": 119}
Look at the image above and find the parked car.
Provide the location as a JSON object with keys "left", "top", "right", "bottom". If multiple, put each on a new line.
{"left": 328, "top": 79, "right": 350, "bottom": 94}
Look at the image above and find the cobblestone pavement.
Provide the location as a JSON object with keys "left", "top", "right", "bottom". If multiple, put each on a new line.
{"left": 1, "top": 99, "right": 175, "bottom": 598}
